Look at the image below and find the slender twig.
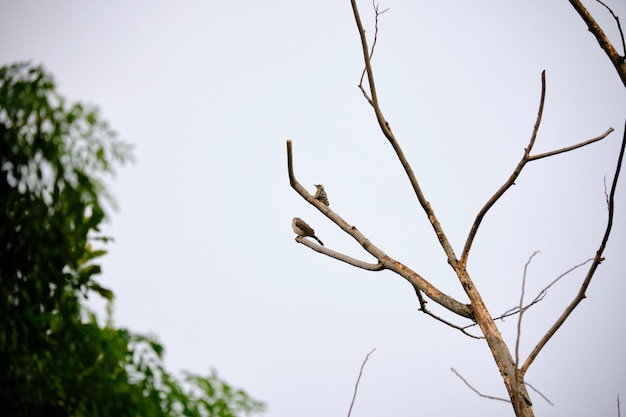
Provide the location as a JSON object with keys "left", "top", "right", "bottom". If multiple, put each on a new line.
{"left": 451, "top": 368, "right": 553, "bottom": 406}
{"left": 359, "top": 1, "right": 389, "bottom": 97}
{"left": 529, "top": 128, "right": 614, "bottom": 161}
{"left": 351, "top": 0, "right": 388, "bottom": 133}
{"left": 515, "top": 252, "right": 540, "bottom": 395}
{"left": 450, "top": 368, "right": 511, "bottom": 403}
{"left": 413, "top": 287, "right": 482, "bottom": 339}
{"left": 500, "top": 258, "right": 594, "bottom": 318}
{"left": 527, "top": 259, "right": 593, "bottom": 306}
{"left": 618, "top": 394, "right": 621, "bottom": 417}
{"left": 521, "top": 120, "right": 626, "bottom": 376}
{"left": 568, "top": 0, "right": 626, "bottom": 87}
{"left": 524, "top": 382, "right": 554, "bottom": 406}
{"left": 347, "top": 348, "right": 376, "bottom": 417}
{"left": 460, "top": 258, "right": 593, "bottom": 334}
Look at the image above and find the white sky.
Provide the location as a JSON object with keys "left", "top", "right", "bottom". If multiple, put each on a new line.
{"left": 1, "top": 1, "right": 625, "bottom": 416}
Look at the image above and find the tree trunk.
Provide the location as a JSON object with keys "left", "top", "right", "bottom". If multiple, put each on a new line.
{"left": 458, "top": 267, "right": 534, "bottom": 417}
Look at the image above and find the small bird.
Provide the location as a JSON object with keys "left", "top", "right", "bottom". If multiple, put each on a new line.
{"left": 292, "top": 217, "right": 324, "bottom": 246}
{"left": 314, "top": 184, "right": 329, "bottom": 206}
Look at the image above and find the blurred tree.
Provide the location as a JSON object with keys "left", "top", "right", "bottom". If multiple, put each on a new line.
{"left": 0, "top": 62, "right": 265, "bottom": 417}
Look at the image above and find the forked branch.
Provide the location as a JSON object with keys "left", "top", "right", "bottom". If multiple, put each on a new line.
{"left": 287, "top": 140, "right": 473, "bottom": 319}
{"left": 358, "top": 1, "right": 388, "bottom": 98}
{"left": 461, "top": 71, "right": 614, "bottom": 265}
{"left": 459, "top": 258, "right": 593, "bottom": 334}
{"left": 520, "top": 119, "right": 626, "bottom": 375}
{"left": 350, "top": 0, "right": 459, "bottom": 268}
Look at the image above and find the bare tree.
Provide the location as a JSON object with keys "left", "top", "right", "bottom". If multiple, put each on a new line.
{"left": 287, "top": 1, "right": 625, "bottom": 416}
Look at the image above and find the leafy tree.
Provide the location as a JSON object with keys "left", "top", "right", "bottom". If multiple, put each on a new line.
{"left": 0, "top": 62, "right": 265, "bottom": 417}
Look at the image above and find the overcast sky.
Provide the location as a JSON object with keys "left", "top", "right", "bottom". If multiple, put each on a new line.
{"left": 1, "top": 1, "right": 625, "bottom": 416}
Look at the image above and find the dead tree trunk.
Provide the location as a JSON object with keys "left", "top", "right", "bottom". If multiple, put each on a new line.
{"left": 287, "top": 1, "right": 625, "bottom": 415}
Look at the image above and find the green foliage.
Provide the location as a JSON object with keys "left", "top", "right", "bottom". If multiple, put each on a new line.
{"left": 0, "top": 62, "right": 265, "bottom": 417}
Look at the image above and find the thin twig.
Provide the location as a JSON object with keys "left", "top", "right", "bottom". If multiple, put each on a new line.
{"left": 450, "top": 368, "right": 511, "bottom": 403}
{"left": 413, "top": 287, "right": 482, "bottom": 339}
{"left": 347, "top": 348, "right": 376, "bottom": 417}
{"left": 527, "top": 259, "right": 594, "bottom": 306}
{"left": 461, "top": 258, "right": 593, "bottom": 334}
{"left": 499, "top": 258, "right": 594, "bottom": 319}
{"left": 451, "top": 369, "right": 553, "bottom": 406}
{"left": 528, "top": 128, "right": 614, "bottom": 161}
{"left": 524, "top": 381, "right": 554, "bottom": 406}
{"left": 515, "top": 251, "right": 540, "bottom": 393}
{"left": 359, "top": 1, "right": 389, "bottom": 99}
{"left": 618, "top": 393, "right": 621, "bottom": 417}
{"left": 521, "top": 120, "right": 626, "bottom": 376}
{"left": 351, "top": 0, "right": 387, "bottom": 131}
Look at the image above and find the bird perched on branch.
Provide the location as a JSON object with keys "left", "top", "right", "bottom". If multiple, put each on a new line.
{"left": 292, "top": 217, "right": 324, "bottom": 246}
{"left": 314, "top": 184, "right": 329, "bottom": 206}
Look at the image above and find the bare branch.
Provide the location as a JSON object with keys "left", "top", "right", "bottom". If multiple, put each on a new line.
{"left": 461, "top": 71, "right": 547, "bottom": 265}
{"left": 528, "top": 128, "right": 614, "bottom": 161}
{"left": 413, "top": 287, "right": 483, "bottom": 339}
{"left": 515, "top": 252, "right": 540, "bottom": 395}
{"left": 288, "top": 140, "right": 474, "bottom": 319}
{"left": 450, "top": 368, "right": 511, "bottom": 403}
{"left": 521, "top": 119, "right": 626, "bottom": 375}
{"left": 618, "top": 394, "right": 622, "bottom": 417}
{"left": 497, "top": 258, "right": 593, "bottom": 319}
{"left": 294, "top": 236, "right": 385, "bottom": 271}
{"left": 461, "top": 71, "right": 614, "bottom": 264}
{"left": 493, "top": 294, "right": 546, "bottom": 323}
{"left": 524, "top": 382, "right": 554, "bottom": 406}
{"left": 594, "top": 0, "right": 626, "bottom": 57}
{"left": 347, "top": 348, "right": 376, "bottom": 417}
{"left": 351, "top": 0, "right": 388, "bottom": 133}
{"left": 451, "top": 368, "right": 553, "bottom": 406}
{"left": 351, "top": 0, "right": 460, "bottom": 269}
{"left": 569, "top": 0, "right": 626, "bottom": 87}
{"left": 459, "top": 258, "right": 594, "bottom": 335}
{"left": 527, "top": 259, "right": 594, "bottom": 306}
{"left": 350, "top": 6, "right": 536, "bottom": 408}
{"left": 359, "top": 1, "right": 389, "bottom": 102}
